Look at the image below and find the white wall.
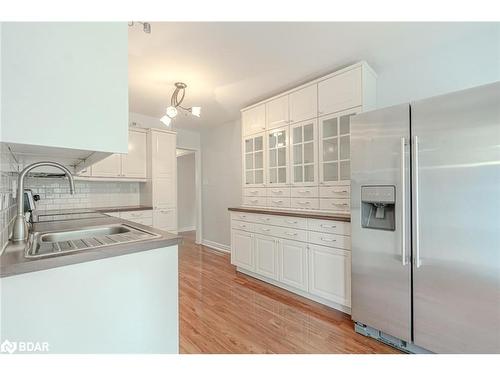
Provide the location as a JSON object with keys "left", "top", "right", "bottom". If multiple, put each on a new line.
{"left": 201, "top": 119, "right": 241, "bottom": 249}
{"left": 177, "top": 153, "right": 196, "bottom": 232}
{"left": 376, "top": 29, "right": 500, "bottom": 108}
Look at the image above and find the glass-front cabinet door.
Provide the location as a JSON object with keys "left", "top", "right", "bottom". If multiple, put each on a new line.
{"left": 266, "top": 126, "right": 289, "bottom": 185}
{"left": 290, "top": 119, "right": 318, "bottom": 185}
{"left": 319, "top": 111, "right": 355, "bottom": 185}
{"left": 243, "top": 133, "right": 265, "bottom": 186}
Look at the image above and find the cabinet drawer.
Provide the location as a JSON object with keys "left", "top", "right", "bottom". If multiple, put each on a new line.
{"left": 267, "top": 187, "right": 291, "bottom": 197}
{"left": 128, "top": 217, "right": 153, "bottom": 226}
{"left": 319, "top": 198, "right": 350, "bottom": 212}
{"left": 243, "top": 187, "right": 267, "bottom": 197}
{"left": 291, "top": 198, "right": 319, "bottom": 210}
{"left": 291, "top": 186, "right": 319, "bottom": 198}
{"left": 231, "top": 220, "right": 254, "bottom": 232}
{"left": 308, "top": 219, "right": 351, "bottom": 235}
{"left": 254, "top": 224, "right": 307, "bottom": 242}
{"left": 308, "top": 231, "right": 351, "bottom": 250}
{"left": 231, "top": 212, "right": 257, "bottom": 222}
{"left": 319, "top": 186, "right": 351, "bottom": 198}
{"left": 243, "top": 196, "right": 267, "bottom": 207}
{"left": 120, "top": 210, "right": 153, "bottom": 220}
{"left": 267, "top": 197, "right": 291, "bottom": 208}
{"left": 254, "top": 214, "right": 308, "bottom": 230}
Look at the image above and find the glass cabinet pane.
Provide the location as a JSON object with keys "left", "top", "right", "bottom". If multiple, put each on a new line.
{"left": 245, "top": 171, "right": 254, "bottom": 184}
{"left": 245, "top": 138, "right": 253, "bottom": 153}
{"left": 304, "top": 142, "right": 314, "bottom": 163}
{"left": 304, "top": 165, "right": 314, "bottom": 182}
{"left": 339, "top": 135, "right": 350, "bottom": 160}
{"left": 339, "top": 115, "right": 351, "bottom": 135}
{"left": 277, "top": 148, "right": 286, "bottom": 166}
{"left": 322, "top": 118, "right": 338, "bottom": 138}
{"left": 269, "top": 168, "right": 277, "bottom": 183}
{"left": 323, "top": 138, "right": 338, "bottom": 161}
{"left": 245, "top": 154, "right": 253, "bottom": 170}
{"left": 323, "top": 162, "right": 338, "bottom": 181}
{"left": 293, "top": 127, "right": 302, "bottom": 144}
{"left": 254, "top": 151, "right": 263, "bottom": 168}
{"left": 254, "top": 136, "right": 263, "bottom": 151}
{"left": 294, "top": 166, "right": 303, "bottom": 183}
{"left": 304, "top": 124, "right": 313, "bottom": 142}
{"left": 293, "top": 145, "right": 302, "bottom": 165}
{"left": 339, "top": 161, "right": 350, "bottom": 180}
{"left": 276, "top": 131, "right": 286, "bottom": 146}
{"left": 268, "top": 133, "right": 276, "bottom": 148}
{"left": 269, "top": 149, "right": 277, "bottom": 167}
{"left": 278, "top": 168, "right": 286, "bottom": 183}
{"left": 255, "top": 170, "right": 263, "bottom": 184}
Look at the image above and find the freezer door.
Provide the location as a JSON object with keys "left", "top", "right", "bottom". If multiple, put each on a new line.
{"left": 351, "top": 104, "right": 412, "bottom": 341}
{"left": 412, "top": 82, "right": 500, "bottom": 353}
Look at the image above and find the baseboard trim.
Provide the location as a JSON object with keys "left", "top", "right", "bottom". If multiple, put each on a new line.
{"left": 178, "top": 225, "right": 196, "bottom": 233}
{"left": 201, "top": 239, "right": 230, "bottom": 253}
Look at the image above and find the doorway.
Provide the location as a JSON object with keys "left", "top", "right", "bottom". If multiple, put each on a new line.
{"left": 176, "top": 148, "right": 201, "bottom": 244}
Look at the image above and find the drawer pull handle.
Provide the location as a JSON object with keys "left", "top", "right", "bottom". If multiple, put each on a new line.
{"left": 285, "top": 220, "right": 298, "bottom": 224}
{"left": 333, "top": 190, "right": 349, "bottom": 193}
{"left": 299, "top": 190, "right": 310, "bottom": 193}
{"left": 272, "top": 200, "right": 283, "bottom": 203}
{"left": 298, "top": 201, "right": 310, "bottom": 205}
{"left": 271, "top": 190, "right": 283, "bottom": 194}
{"left": 240, "top": 224, "right": 246, "bottom": 228}
{"left": 320, "top": 237, "right": 336, "bottom": 242}
{"left": 250, "top": 199, "right": 258, "bottom": 203}
{"left": 320, "top": 224, "right": 336, "bottom": 228}
{"left": 285, "top": 232, "right": 298, "bottom": 236}
{"left": 261, "top": 228, "right": 270, "bottom": 232}
{"left": 260, "top": 217, "right": 270, "bottom": 221}
{"left": 333, "top": 203, "right": 349, "bottom": 207}
{"left": 251, "top": 190, "right": 259, "bottom": 194}
{"left": 240, "top": 215, "right": 246, "bottom": 218}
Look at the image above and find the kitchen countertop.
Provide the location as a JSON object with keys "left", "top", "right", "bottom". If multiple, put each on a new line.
{"left": 0, "top": 215, "right": 180, "bottom": 278}
{"left": 228, "top": 207, "right": 351, "bottom": 222}
{"left": 94, "top": 205, "right": 153, "bottom": 213}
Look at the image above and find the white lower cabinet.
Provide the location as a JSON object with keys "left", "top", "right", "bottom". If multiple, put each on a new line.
{"left": 308, "top": 244, "right": 351, "bottom": 306}
{"left": 153, "top": 208, "right": 177, "bottom": 232}
{"left": 279, "top": 239, "right": 308, "bottom": 292}
{"left": 254, "top": 235, "right": 279, "bottom": 280}
{"left": 230, "top": 211, "right": 351, "bottom": 311}
{"left": 231, "top": 230, "right": 255, "bottom": 271}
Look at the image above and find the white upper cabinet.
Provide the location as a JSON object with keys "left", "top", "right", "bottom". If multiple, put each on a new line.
{"left": 267, "top": 126, "right": 289, "bottom": 186}
{"left": 266, "top": 96, "right": 289, "bottom": 130}
{"left": 121, "top": 130, "right": 147, "bottom": 178}
{"left": 0, "top": 23, "right": 128, "bottom": 155}
{"left": 289, "top": 85, "right": 318, "bottom": 124}
{"left": 290, "top": 119, "right": 318, "bottom": 185}
{"left": 91, "top": 154, "right": 122, "bottom": 177}
{"left": 243, "top": 133, "right": 265, "bottom": 186}
{"left": 242, "top": 104, "right": 266, "bottom": 136}
{"left": 318, "top": 67, "right": 362, "bottom": 116}
{"left": 152, "top": 131, "right": 176, "bottom": 179}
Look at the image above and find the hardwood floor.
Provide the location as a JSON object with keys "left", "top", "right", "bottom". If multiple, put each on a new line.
{"left": 178, "top": 231, "right": 399, "bottom": 354}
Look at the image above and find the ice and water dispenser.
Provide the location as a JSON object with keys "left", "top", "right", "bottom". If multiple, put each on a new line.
{"left": 361, "top": 186, "right": 396, "bottom": 231}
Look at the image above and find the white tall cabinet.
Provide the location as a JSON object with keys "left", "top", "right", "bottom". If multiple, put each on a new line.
{"left": 141, "top": 129, "right": 178, "bottom": 233}
{"left": 240, "top": 61, "right": 377, "bottom": 214}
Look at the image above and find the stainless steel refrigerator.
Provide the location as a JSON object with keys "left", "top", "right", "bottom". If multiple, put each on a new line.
{"left": 350, "top": 82, "right": 500, "bottom": 354}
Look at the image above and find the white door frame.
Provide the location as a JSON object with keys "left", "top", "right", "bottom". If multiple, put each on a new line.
{"left": 176, "top": 147, "right": 202, "bottom": 244}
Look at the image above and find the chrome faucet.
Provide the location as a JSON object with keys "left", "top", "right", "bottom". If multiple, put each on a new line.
{"left": 11, "top": 161, "right": 75, "bottom": 242}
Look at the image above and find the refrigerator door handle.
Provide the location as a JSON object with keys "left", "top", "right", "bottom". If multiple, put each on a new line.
{"left": 412, "top": 135, "right": 421, "bottom": 268}
{"left": 400, "top": 137, "right": 407, "bottom": 266}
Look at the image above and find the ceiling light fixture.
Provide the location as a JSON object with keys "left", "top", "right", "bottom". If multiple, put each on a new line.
{"left": 128, "top": 21, "right": 151, "bottom": 34}
{"left": 160, "top": 82, "right": 202, "bottom": 126}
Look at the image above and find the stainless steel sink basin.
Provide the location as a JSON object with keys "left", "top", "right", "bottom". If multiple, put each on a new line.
{"left": 25, "top": 224, "right": 161, "bottom": 259}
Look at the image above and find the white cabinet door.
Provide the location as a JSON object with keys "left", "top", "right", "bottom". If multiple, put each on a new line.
{"left": 279, "top": 239, "right": 308, "bottom": 292}
{"left": 266, "top": 126, "right": 289, "bottom": 186}
{"left": 308, "top": 244, "right": 351, "bottom": 306}
{"left": 231, "top": 230, "right": 255, "bottom": 271}
{"left": 153, "top": 178, "right": 176, "bottom": 208}
{"left": 254, "top": 235, "right": 278, "bottom": 280}
{"left": 121, "top": 130, "right": 147, "bottom": 178}
{"left": 243, "top": 133, "right": 265, "bottom": 186}
{"left": 266, "top": 95, "right": 289, "bottom": 130}
{"left": 290, "top": 119, "right": 318, "bottom": 185}
{"left": 242, "top": 104, "right": 266, "bottom": 136}
{"left": 91, "top": 154, "right": 121, "bottom": 177}
{"left": 318, "top": 111, "right": 356, "bottom": 185}
{"left": 318, "top": 67, "right": 362, "bottom": 116}
{"left": 152, "top": 131, "right": 176, "bottom": 179}
{"left": 153, "top": 208, "right": 177, "bottom": 232}
{"left": 289, "top": 84, "right": 317, "bottom": 123}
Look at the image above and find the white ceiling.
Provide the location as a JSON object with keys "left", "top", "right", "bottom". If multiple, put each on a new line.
{"left": 128, "top": 22, "right": 496, "bottom": 130}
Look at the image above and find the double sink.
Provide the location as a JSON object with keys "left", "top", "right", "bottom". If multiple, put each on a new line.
{"left": 25, "top": 211, "right": 160, "bottom": 259}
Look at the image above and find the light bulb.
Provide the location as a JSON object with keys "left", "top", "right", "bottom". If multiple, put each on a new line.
{"left": 191, "top": 106, "right": 201, "bottom": 117}
{"left": 166, "top": 106, "right": 178, "bottom": 118}
{"left": 160, "top": 115, "right": 171, "bottom": 126}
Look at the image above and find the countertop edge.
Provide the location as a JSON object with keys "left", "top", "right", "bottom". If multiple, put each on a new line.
{"left": 228, "top": 207, "right": 351, "bottom": 222}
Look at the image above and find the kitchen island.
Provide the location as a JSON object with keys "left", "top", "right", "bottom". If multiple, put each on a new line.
{"left": 0, "top": 214, "right": 181, "bottom": 354}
